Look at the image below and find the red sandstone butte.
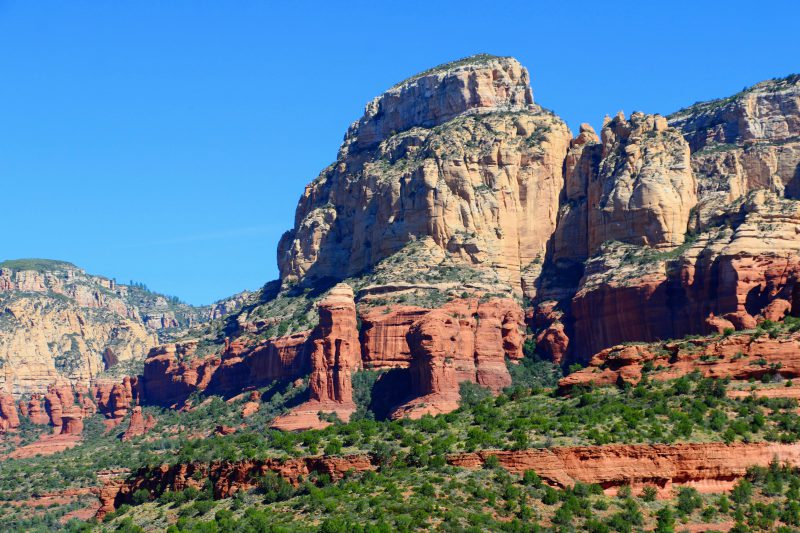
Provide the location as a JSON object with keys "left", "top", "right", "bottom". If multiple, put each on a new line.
{"left": 272, "top": 284, "right": 361, "bottom": 430}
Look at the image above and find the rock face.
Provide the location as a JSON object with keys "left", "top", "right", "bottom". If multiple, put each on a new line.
{"left": 559, "top": 330, "right": 800, "bottom": 392}
{"left": 449, "top": 442, "right": 800, "bottom": 497}
{"left": 100, "top": 454, "right": 379, "bottom": 518}
{"left": 589, "top": 112, "right": 696, "bottom": 251}
{"left": 101, "top": 440, "right": 800, "bottom": 518}
{"left": 277, "top": 55, "right": 572, "bottom": 295}
{"left": 569, "top": 190, "right": 800, "bottom": 358}
{"left": 272, "top": 284, "right": 360, "bottom": 430}
{"left": 529, "top": 75, "right": 800, "bottom": 365}
{"left": 92, "top": 376, "right": 139, "bottom": 424}
{"left": 0, "top": 260, "right": 248, "bottom": 398}
{"left": 0, "top": 392, "right": 20, "bottom": 432}
{"left": 121, "top": 407, "right": 156, "bottom": 441}
{"left": 669, "top": 74, "right": 800, "bottom": 226}
{"left": 142, "top": 333, "right": 312, "bottom": 407}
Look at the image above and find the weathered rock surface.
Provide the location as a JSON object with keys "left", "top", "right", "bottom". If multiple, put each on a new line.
{"left": 93, "top": 376, "right": 139, "bottom": 423}
{"left": 559, "top": 330, "right": 800, "bottom": 392}
{"left": 142, "top": 332, "right": 311, "bottom": 407}
{"left": 449, "top": 442, "right": 800, "bottom": 497}
{"left": 278, "top": 55, "right": 572, "bottom": 296}
{"left": 121, "top": 406, "right": 156, "bottom": 441}
{"left": 589, "top": 112, "right": 696, "bottom": 252}
{"left": 99, "top": 440, "right": 800, "bottom": 519}
{"left": 100, "top": 454, "right": 379, "bottom": 517}
{"left": 0, "top": 392, "right": 20, "bottom": 432}
{"left": 0, "top": 260, "right": 247, "bottom": 397}
{"left": 669, "top": 74, "right": 800, "bottom": 227}
{"left": 272, "top": 284, "right": 360, "bottom": 430}
{"left": 569, "top": 190, "right": 800, "bottom": 359}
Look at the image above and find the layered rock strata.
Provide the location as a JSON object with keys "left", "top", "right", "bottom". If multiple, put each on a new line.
{"left": 272, "top": 284, "right": 361, "bottom": 430}
{"left": 559, "top": 330, "right": 800, "bottom": 392}
{"left": 277, "top": 55, "right": 572, "bottom": 296}
{"left": 449, "top": 442, "right": 800, "bottom": 497}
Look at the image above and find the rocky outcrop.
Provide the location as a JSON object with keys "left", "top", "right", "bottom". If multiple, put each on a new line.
{"left": 93, "top": 376, "right": 139, "bottom": 424}
{"left": 389, "top": 310, "right": 462, "bottom": 419}
{"left": 449, "top": 442, "right": 800, "bottom": 497}
{"left": 559, "top": 330, "right": 800, "bottom": 392}
{"left": 669, "top": 74, "right": 800, "bottom": 227}
{"left": 0, "top": 260, "right": 247, "bottom": 398}
{"left": 278, "top": 55, "right": 572, "bottom": 296}
{"left": 121, "top": 406, "right": 156, "bottom": 441}
{"left": 99, "top": 440, "right": 800, "bottom": 518}
{"left": 100, "top": 454, "right": 379, "bottom": 517}
{"left": 370, "top": 297, "right": 524, "bottom": 419}
{"left": 0, "top": 392, "right": 20, "bottom": 432}
{"left": 26, "top": 395, "right": 50, "bottom": 425}
{"left": 567, "top": 190, "right": 800, "bottom": 359}
{"left": 588, "top": 112, "right": 696, "bottom": 252}
{"left": 272, "top": 284, "right": 360, "bottom": 430}
{"left": 362, "top": 298, "right": 524, "bottom": 371}
{"left": 59, "top": 406, "right": 84, "bottom": 435}
{"left": 240, "top": 391, "right": 260, "bottom": 418}
{"left": 142, "top": 332, "right": 311, "bottom": 407}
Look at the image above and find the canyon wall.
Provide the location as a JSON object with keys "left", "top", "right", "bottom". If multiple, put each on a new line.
{"left": 0, "top": 261, "right": 247, "bottom": 397}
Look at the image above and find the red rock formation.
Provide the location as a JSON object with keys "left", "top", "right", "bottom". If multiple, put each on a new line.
{"left": 77, "top": 392, "right": 97, "bottom": 416}
{"left": 59, "top": 406, "right": 84, "bottom": 435}
{"left": 362, "top": 298, "right": 525, "bottom": 373}
{"left": 241, "top": 391, "right": 260, "bottom": 418}
{"left": 360, "top": 306, "right": 427, "bottom": 369}
{"left": 142, "top": 331, "right": 311, "bottom": 407}
{"left": 44, "top": 388, "right": 64, "bottom": 433}
{"left": 448, "top": 442, "right": 800, "bottom": 497}
{"left": 100, "top": 440, "right": 800, "bottom": 518}
{"left": 93, "top": 376, "right": 139, "bottom": 423}
{"left": 26, "top": 395, "right": 50, "bottom": 425}
{"left": 567, "top": 191, "right": 800, "bottom": 362}
{"left": 272, "top": 284, "right": 360, "bottom": 430}
{"left": 121, "top": 407, "right": 155, "bottom": 441}
{"left": 102, "top": 453, "right": 379, "bottom": 517}
{"left": 0, "top": 392, "right": 20, "bottom": 432}
{"left": 559, "top": 331, "right": 800, "bottom": 392}
{"left": 17, "top": 400, "right": 28, "bottom": 418}
{"left": 390, "top": 310, "right": 462, "bottom": 419}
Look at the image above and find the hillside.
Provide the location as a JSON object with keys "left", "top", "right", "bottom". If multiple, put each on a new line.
{"left": 0, "top": 259, "right": 249, "bottom": 395}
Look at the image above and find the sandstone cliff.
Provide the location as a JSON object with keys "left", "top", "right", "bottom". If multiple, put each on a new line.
{"left": 669, "top": 74, "right": 800, "bottom": 228}
{"left": 0, "top": 260, "right": 247, "bottom": 397}
{"left": 277, "top": 55, "right": 572, "bottom": 296}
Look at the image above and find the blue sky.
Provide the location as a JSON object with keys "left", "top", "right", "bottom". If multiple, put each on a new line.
{"left": 1, "top": 1, "right": 797, "bottom": 305}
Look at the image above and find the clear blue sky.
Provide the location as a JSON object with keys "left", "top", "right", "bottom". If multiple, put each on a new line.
{"left": 1, "top": 1, "right": 797, "bottom": 305}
